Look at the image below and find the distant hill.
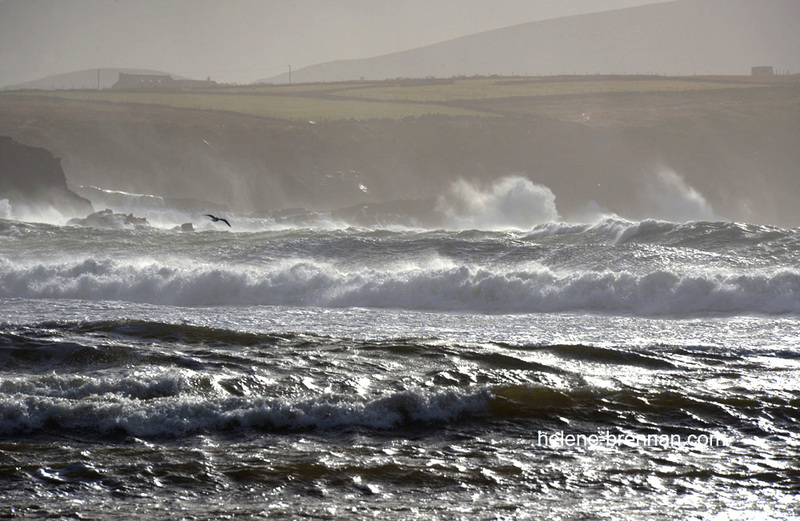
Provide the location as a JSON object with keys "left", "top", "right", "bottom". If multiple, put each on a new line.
{"left": 1, "top": 68, "right": 187, "bottom": 91}
{"left": 260, "top": 0, "right": 800, "bottom": 83}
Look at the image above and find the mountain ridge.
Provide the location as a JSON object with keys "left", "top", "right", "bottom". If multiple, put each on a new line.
{"left": 260, "top": 0, "right": 800, "bottom": 84}
{"left": 2, "top": 68, "right": 188, "bottom": 91}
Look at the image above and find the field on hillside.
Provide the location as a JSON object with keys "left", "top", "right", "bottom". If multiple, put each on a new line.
{"left": 8, "top": 90, "right": 491, "bottom": 121}
{"left": 2, "top": 75, "right": 795, "bottom": 123}
{"left": 285, "top": 76, "right": 772, "bottom": 102}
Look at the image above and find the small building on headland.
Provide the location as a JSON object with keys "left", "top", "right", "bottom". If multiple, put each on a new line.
{"left": 174, "top": 77, "right": 218, "bottom": 89}
{"left": 112, "top": 73, "right": 177, "bottom": 90}
{"left": 111, "top": 73, "right": 217, "bottom": 90}
{"left": 751, "top": 66, "right": 774, "bottom": 77}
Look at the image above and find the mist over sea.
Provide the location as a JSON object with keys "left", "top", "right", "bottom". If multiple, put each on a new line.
{"left": 1, "top": 178, "right": 799, "bottom": 519}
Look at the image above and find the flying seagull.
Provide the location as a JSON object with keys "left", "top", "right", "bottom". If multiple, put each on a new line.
{"left": 204, "top": 214, "right": 231, "bottom": 227}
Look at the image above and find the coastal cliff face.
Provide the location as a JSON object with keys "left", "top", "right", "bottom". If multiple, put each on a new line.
{"left": 0, "top": 136, "right": 93, "bottom": 219}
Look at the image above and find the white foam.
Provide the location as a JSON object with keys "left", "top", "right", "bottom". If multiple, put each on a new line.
{"left": 1, "top": 256, "right": 797, "bottom": 315}
{"left": 521, "top": 217, "right": 678, "bottom": 243}
{"left": 0, "top": 373, "right": 492, "bottom": 436}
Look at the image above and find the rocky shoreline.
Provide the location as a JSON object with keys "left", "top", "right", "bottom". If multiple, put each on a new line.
{"left": 0, "top": 135, "right": 93, "bottom": 220}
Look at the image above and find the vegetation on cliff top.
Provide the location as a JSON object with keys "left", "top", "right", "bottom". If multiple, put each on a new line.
{"left": 3, "top": 74, "right": 794, "bottom": 122}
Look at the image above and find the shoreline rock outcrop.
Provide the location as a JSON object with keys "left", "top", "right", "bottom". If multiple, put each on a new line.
{"left": 67, "top": 208, "right": 149, "bottom": 229}
{"left": 0, "top": 136, "right": 93, "bottom": 219}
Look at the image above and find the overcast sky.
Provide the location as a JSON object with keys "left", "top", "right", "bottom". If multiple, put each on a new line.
{"left": 0, "top": 0, "right": 671, "bottom": 86}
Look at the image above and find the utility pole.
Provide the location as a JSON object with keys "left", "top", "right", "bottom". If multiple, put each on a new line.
{"left": 288, "top": 64, "right": 292, "bottom": 84}
{"left": 97, "top": 68, "right": 100, "bottom": 90}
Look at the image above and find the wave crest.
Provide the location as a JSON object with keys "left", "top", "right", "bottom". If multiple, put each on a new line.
{"left": 2, "top": 256, "right": 797, "bottom": 315}
{"left": 0, "top": 383, "right": 491, "bottom": 436}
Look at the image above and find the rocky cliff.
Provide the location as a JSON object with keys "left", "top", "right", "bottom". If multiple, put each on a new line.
{"left": 0, "top": 136, "right": 93, "bottom": 219}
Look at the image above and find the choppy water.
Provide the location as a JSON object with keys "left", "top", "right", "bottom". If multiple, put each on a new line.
{"left": 1, "top": 216, "right": 799, "bottom": 519}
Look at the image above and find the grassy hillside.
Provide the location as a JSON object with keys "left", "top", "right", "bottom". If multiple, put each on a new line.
{"left": 7, "top": 86, "right": 492, "bottom": 121}
{"left": 4, "top": 75, "right": 791, "bottom": 122}
{"left": 304, "top": 76, "right": 772, "bottom": 102}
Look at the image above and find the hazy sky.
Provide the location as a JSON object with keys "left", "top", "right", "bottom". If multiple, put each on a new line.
{"left": 0, "top": 0, "right": 671, "bottom": 86}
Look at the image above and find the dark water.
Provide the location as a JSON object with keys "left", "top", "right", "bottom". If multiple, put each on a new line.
{"left": 1, "top": 218, "right": 799, "bottom": 518}
{"left": 1, "top": 310, "right": 798, "bottom": 520}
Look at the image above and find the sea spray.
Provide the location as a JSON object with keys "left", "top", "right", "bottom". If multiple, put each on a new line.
{"left": 437, "top": 175, "right": 559, "bottom": 230}
{"left": 640, "top": 169, "right": 719, "bottom": 222}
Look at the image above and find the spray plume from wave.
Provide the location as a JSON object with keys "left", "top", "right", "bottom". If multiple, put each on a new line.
{"left": 433, "top": 170, "right": 722, "bottom": 230}
{"left": 436, "top": 176, "right": 559, "bottom": 230}
{"left": 640, "top": 170, "right": 719, "bottom": 223}
{"left": 3, "top": 168, "right": 730, "bottom": 232}
{"left": 0, "top": 197, "right": 86, "bottom": 226}
{"left": 0, "top": 199, "right": 11, "bottom": 220}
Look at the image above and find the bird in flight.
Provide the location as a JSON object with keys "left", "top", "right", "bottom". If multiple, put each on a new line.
{"left": 204, "top": 214, "right": 231, "bottom": 227}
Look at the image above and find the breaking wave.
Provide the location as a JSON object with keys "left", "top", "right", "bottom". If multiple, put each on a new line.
{"left": 2, "top": 214, "right": 798, "bottom": 316}
{"left": 1, "top": 256, "right": 798, "bottom": 315}
{"left": 0, "top": 373, "right": 492, "bottom": 436}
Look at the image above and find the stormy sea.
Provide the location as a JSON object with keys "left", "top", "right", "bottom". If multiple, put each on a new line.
{"left": 1, "top": 187, "right": 799, "bottom": 520}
